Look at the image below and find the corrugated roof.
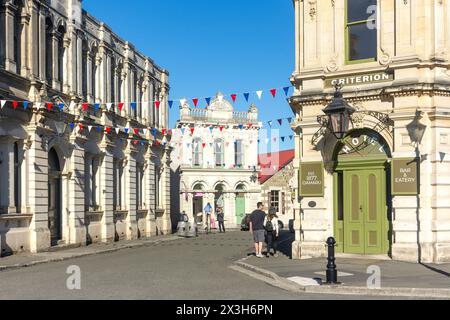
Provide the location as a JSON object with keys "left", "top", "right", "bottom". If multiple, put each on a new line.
{"left": 258, "top": 149, "right": 295, "bottom": 184}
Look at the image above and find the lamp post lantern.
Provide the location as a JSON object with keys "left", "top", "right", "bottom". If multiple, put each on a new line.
{"left": 322, "top": 86, "right": 356, "bottom": 139}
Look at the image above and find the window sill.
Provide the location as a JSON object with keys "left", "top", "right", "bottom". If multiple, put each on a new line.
{"left": 0, "top": 213, "right": 33, "bottom": 221}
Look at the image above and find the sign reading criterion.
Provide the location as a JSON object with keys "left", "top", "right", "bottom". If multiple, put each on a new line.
{"left": 325, "top": 71, "right": 394, "bottom": 88}
{"left": 299, "top": 162, "right": 324, "bottom": 197}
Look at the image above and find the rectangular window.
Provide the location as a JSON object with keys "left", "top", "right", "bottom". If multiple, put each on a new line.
{"left": 85, "top": 156, "right": 99, "bottom": 211}
{"left": 193, "top": 140, "right": 203, "bottom": 167}
{"left": 155, "top": 167, "right": 160, "bottom": 209}
{"left": 14, "top": 142, "right": 21, "bottom": 212}
{"left": 113, "top": 159, "right": 124, "bottom": 211}
{"left": 235, "top": 140, "right": 243, "bottom": 168}
{"left": 346, "top": 0, "right": 377, "bottom": 63}
{"left": 215, "top": 140, "right": 224, "bottom": 167}
{"left": 136, "top": 164, "right": 144, "bottom": 210}
{"left": 270, "top": 190, "right": 280, "bottom": 213}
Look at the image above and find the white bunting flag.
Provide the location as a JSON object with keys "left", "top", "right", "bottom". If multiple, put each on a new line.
{"left": 217, "top": 142, "right": 222, "bottom": 149}
{"left": 180, "top": 99, "right": 187, "bottom": 106}
{"left": 256, "top": 90, "right": 263, "bottom": 100}
{"left": 142, "top": 102, "right": 148, "bottom": 110}
{"left": 0, "top": 100, "right": 6, "bottom": 109}
{"left": 265, "top": 138, "right": 270, "bottom": 144}
{"left": 143, "top": 128, "right": 148, "bottom": 135}
{"left": 106, "top": 103, "right": 113, "bottom": 112}
{"left": 88, "top": 125, "right": 93, "bottom": 132}
{"left": 69, "top": 101, "right": 76, "bottom": 110}
{"left": 35, "top": 102, "right": 42, "bottom": 110}
{"left": 115, "top": 128, "right": 120, "bottom": 135}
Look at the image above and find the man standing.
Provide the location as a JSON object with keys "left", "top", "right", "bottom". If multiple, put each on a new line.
{"left": 249, "top": 202, "right": 267, "bottom": 258}
{"left": 217, "top": 207, "right": 225, "bottom": 233}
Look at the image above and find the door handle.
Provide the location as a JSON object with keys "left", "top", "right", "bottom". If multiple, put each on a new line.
{"left": 360, "top": 205, "right": 363, "bottom": 211}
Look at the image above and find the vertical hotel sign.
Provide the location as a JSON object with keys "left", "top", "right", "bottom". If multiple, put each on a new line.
{"left": 299, "top": 162, "right": 324, "bottom": 197}
{"left": 392, "top": 158, "right": 418, "bottom": 195}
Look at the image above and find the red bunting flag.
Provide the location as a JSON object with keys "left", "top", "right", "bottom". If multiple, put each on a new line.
{"left": 219, "top": 126, "right": 224, "bottom": 132}
{"left": 118, "top": 102, "right": 124, "bottom": 111}
{"left": 12, "top": 101, "right": 18, "bottom": 109}
{"left": 155, "top": 140, "right": 160, "bottom": 146}
{"left": 231, "top": 94, "right": 237, "bottom": 103}
{"left": 106, "top": 127, "right": 111, "bottom": 134}
{"left": 134, "top": 128, "right": 139, "bottom": 135}
{"left": 79, "top": 124, "right": 84, "bottom": 131}
{"left": 202, "top": 143, "right": 206, "bottom": 148}
{"left": 250, "top": 140, "right": 253, "bottom": 144}
{"left": 47, "top": 102, "right": 53, "bottom": 111}
{"left": 270, "top": 89, "right": 277, "bottom": 98}
{"left": 248, "top": 123, "right": 252, "bottom": 128}
{"left": 83, "top": 103, "right": 88, "bottom": 112}
{"left": 155, "top": 101, "right": 161, "bottom": 109}
{"left": 133, "top": 140, "right": 138, "bottom": 145}
{"left": 162, "top": 128, "right": 167, "bottom": 135}
{"left": 190, "top": 128, "right": 195, "bottom": 135}
{"left": 192, "top": 98, "right": 199, "bottom": 107}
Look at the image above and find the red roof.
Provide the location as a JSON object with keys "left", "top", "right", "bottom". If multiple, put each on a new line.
{"left": 258, "top": 149, "right": 295, "bottom": 184}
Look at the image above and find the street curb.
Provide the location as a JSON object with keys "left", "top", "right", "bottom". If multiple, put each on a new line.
{"left": 0, "top": 236, "right": 180, "bottom": 272}
{"left": 232, "top": 258, "right": 450, "bottom": 299}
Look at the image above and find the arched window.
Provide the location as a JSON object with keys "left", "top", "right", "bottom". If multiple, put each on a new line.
{"left": 214, "top": 139, "right": 224, "bottom": 168}
{"left": 192, "top": 139, "right": 203, "bottom": 167}
{"left": 13, "top": 0, "right": 22, "bottom": 73}
{"left": 45, "top": 18, "right": 53, "bottom": 84}
{"left": 57, "top": 25, "right": 66, "bottom": 88}
{"left": 81, "top": 40, "right": 88, "bottom": 99}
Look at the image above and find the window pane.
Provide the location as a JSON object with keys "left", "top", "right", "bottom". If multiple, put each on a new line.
{"left": 348, "top": 24, "right": 377, "bottom": 61}
{"left": 347, "top": 0, "right": 376, "bottom": 23}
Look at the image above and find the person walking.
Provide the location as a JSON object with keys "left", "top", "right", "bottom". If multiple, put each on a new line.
{"left": 204, "top": 202, "right": 212, "bottom": 233}
{"left": 217, "top": 207, "right": 225, "bottom": 233}
{"left": 249, "top": 202, "right": 267, "bottom": 258}
{"left": 264, "top": 208, "right": 280, "bottom": 257}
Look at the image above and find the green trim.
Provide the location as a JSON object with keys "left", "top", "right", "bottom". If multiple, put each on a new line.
{"left": 344, "top": 0, "right": 377, "bottom": 65}
{"left": 333, "top": 172, "right": 344, "bottom": 253}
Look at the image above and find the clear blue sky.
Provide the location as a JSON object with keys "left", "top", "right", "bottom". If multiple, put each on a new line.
{"left": 84, "top": 0, "right": 295, "bottom": 151}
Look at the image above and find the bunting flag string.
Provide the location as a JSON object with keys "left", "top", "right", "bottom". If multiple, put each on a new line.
{"left": 0, "top": 85, "right": 294, "bottom": 115}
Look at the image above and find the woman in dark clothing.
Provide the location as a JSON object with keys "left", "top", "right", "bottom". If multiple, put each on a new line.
{"left": 217, "top": 207, "right": 225, "bottom": 233}
{"left": 264, "top": 207, "right": 279, "bottom": 257}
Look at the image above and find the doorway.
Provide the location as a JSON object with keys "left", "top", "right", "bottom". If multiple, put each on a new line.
{"left": 235, "top": 184, "right": 246, "bottom": 225}
{"left": 333, "top": 130, "right": 391, "bottom": 255}
{"left": 48, "top": 148, "right": 62, "bottom": 246}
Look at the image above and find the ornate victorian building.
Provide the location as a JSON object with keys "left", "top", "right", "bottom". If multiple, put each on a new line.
{"left": 0, "top": 0, "right": 171, "bottom": 256}
{"left": 170, "top": 93, "right": 261, "bottom": 229}
{"left": 290, "top": 0, "right": 450, "bottom": 263}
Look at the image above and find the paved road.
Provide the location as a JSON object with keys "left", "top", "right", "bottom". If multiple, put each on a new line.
{"left": 0, "top": 231, "right": 399, "bottom": 300}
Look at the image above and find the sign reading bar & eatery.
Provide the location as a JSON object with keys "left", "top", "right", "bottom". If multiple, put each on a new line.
{"left": 392, "top": 158, "right": 418, "bottom": 195}
{"left": 325, "top": 71, "right": 394, "bottom": 88}
{"left": 299, "top": 162, "right": 324, "bottom": 197}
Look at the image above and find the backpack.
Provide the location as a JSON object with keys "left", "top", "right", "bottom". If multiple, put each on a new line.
{"left": 265, "top": 219, "right": 274, "bottom": 232}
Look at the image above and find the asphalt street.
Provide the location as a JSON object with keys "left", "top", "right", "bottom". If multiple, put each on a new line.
{"left": 0, "top": 231, "right": 402, "bottom": 300}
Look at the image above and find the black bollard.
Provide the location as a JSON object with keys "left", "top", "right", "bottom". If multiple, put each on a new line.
{"left": 326, "top": 237, "right": 338, "bottom": 284}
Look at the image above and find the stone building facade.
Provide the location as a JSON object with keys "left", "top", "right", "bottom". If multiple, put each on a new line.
{"left": 289, "top": 0, "right": 450, "bottom": 263}
{"left": 259, "top": 150, "right": 296, "bottom": 228}
{"left": 0, "top": 0, "right": 171, "bottom": 256}
{"left": 170, "top": 93, "right": 261, "bottom": 229}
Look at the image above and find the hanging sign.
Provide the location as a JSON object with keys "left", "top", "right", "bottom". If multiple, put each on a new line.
{"left": 299, "top": 162, "right": 324, "bottom": 197}
{"left": 392, "top": 158, "right": 418, "bottom": 195}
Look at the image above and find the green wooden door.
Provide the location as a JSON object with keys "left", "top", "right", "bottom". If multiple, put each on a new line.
{"left": 343, "top": 169, "right": 386, "bottom": 254}
{"left": 235, "top": 195, "right": 245, "bottom": 225}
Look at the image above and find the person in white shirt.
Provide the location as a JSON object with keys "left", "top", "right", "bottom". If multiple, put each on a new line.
{"left": 264, "top": 207, "right": 279, "bottom": 257}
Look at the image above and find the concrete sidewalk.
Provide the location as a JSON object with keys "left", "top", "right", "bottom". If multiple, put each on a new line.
{"left": 232, "top": 233, "right": 450, "bottom": 298}
{"left": 0, "top": 235, "right": 180, "bottom": 272}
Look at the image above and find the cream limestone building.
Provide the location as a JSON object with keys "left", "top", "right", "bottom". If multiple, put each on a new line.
{"left": 289, "top": 0, "right": 450, "bottom": 263}
{"left": 170, "top": 93, "right": 261, "bottom": 229}
{"left": 0, "top": 0, "right": 171, "bottom": 256}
